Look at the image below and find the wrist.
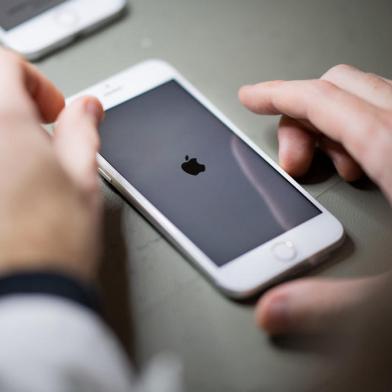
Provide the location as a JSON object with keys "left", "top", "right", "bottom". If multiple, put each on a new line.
{"left": 0, "top": 253, "right": 98, "bottom": 285}
{"left": 0, "top": 236, "right": 99, "bottom": 283}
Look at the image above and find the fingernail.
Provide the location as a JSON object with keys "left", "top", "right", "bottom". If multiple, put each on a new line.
{"left": 85, "top": 99, "right": 103, "bottom": 124}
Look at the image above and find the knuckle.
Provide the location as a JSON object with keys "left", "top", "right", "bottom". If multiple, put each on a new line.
{"left": 355, "top": 117, "right": 378, "bottom": 153}
{"left": 364, "top": 72, "right": 392, "bottom": 95}
{"left": 366, "top": 72, "right": 380, "bottom": 80}
{"left": 310, "top": 79, "right": 337, "bottom": 97}
{"left": 354, "top": 114, "right": 391, "bottom": 181}
{"left": 322, "top": 64, "right": 353, "bottom": 80}
{"left": 304, "top": 80, "right": 339, "bottom": 121}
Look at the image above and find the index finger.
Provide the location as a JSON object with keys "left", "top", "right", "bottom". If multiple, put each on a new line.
{"left": 0, "top": 49, "right": 64, "bottom": 123}
{"left": 239, "top": 80, "right": 390, "bottom": 178}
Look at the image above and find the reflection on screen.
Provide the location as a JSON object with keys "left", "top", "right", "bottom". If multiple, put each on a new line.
{"left": 0, "top": 0, "right": 66, "bottom": 30}
{"left": 99, "top": 80, "right": 321, "bottom": 266}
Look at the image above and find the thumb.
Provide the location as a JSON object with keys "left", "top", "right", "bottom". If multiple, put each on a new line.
{"left": 255, "top": 277, "right": 378, "bottom": 336}
{"left": 53, "top": 96, "right": 104, "bottom": 195}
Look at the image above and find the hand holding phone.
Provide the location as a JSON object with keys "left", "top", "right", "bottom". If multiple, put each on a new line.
{"left": 240, "top": 64, "right": 392, "bottom": 334}
{"left": 0, "top": 49, "right": 103, "bottom": 279}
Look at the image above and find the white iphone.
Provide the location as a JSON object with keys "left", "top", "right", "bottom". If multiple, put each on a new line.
{"left": 0, "top": 0, "right": 126, "bottom": 60}
{"left": 69, "top": 60, "right": 345, "bottom": 298}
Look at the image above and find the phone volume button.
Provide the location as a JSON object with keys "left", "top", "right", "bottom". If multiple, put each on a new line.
{"left": 98, "top": 168, "right": 112, "bottom": 183}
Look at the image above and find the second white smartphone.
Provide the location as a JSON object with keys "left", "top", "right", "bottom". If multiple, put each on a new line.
{"left": 69, "top": 60, "right": 344, "bottom": 298}
{"left": 0, "top": 0, "right": 126, "bottom": 60}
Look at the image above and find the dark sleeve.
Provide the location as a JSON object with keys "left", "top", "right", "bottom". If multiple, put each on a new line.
{"left": 0, "top": 271, "right": 100, "bottom": 313}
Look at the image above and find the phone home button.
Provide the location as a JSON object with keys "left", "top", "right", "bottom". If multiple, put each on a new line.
{"left": 272, "top": 241, "right": 297, "bottom": 261}
{"left": 54, "top": 9, "right": 79, "bottom": 28}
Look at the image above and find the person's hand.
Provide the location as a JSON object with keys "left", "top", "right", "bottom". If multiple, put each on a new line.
{"left": 239, "top": 64, "right": 392, "bottom": 335}
{"left": 239, "top": 64, "right": 392, "bottom": 196}
{"left": 0, "top": 49, "right": 104, "bottom": 282}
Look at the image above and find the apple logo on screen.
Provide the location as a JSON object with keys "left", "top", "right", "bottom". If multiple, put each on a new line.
{"left": 181, "top": 155, "right": 206, "bottom": 176}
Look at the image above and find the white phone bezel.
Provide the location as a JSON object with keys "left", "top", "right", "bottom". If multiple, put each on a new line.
{"left": 68, "top": 60, "right": 345, "bottom": 298}
{"left": 0, "top": 0, "right": 126, "bottom": 60}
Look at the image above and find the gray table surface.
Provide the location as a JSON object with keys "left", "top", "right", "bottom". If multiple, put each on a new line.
{"left": 35, "top": 1, "right": 392, "bottom": 391}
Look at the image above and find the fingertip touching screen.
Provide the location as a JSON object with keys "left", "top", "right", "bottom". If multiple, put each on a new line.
{"left": 99, "top": 80, "right": 321, "bottom": 266}
{"left": 0, "top": 0, "right": 67, "bottom": 31}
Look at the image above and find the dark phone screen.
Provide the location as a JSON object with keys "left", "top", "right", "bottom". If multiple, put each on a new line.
{"left": 0, "top": 0, "right": 66, "bottom": 30}
{"left": 99, "top": 80, "right": 321, "bottom": 266}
